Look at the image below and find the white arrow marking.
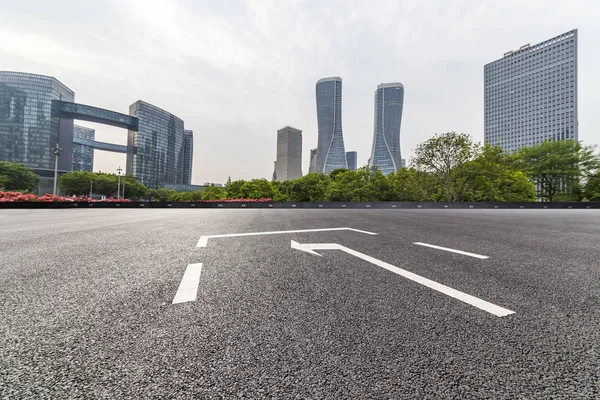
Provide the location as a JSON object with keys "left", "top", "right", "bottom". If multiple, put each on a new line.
{"left": 172, "top": 263, "right": 203, "bottom": 304}
{"left": 413, "top": 242, "right": 489, "bottom": 259}
{"left": 197, "top": 227, "right": 377, "bottom": 247}
{"left": 291, "top": 241, "right": 514, "bottom": 317}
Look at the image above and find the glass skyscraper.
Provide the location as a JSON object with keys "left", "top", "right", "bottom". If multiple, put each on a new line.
{"left": 315, "top": 77, "right": 347, "bottom": 174}
{"left": 0, "top": 71, "right": 75, "bottom": 170}
{"left": 183, "top": 129, "right": 193, "bottom": 185}
{"left": 484, "top": 30, "right": 578, "bottom": 152}
{"left": 346, "top": 151, "right": 357, "bottom": 171}
{"left": 369, "top": 83, "right": 404, "bottom": 175}
{"left": 72, "top": 125, "right": 95, "bottom": 172}
{"left": 127, "top": 101, "right": 186, "bottom": 189}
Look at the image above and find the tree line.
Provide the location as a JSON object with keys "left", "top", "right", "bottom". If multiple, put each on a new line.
{"left": 2, "top": 132, "right": 599, "bottom": 202}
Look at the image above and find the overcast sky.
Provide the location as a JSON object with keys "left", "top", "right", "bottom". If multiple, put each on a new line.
{"left": 1, "top": 0, "right": 599, "bottom": 184}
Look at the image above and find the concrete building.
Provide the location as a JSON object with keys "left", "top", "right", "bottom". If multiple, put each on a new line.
{"left": 308, "top": 148, "right": 317, "bottom": 174}
{"left": 484, "top": 30, "right": 578, "bottom": 152}
{"left": 346, "top": 151, "right": 357, "bottom": 171}
{"left": 275, "top": 126, "right": 303, "bottom": 181}
{"left": 369, "top": 82, "right": 404, "bottom": 175}
{"left": 315, "top": 77, "right": 347, "bottom": 173}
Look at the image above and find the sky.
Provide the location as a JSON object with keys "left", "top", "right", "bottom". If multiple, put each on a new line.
{"left": 1, "top": 0, "right": 599, "bottom": 185}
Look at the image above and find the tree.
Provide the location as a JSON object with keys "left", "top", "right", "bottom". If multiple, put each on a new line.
{"left": 201, "top": 185, "right": 226, "bottom": 200}
{"left": 58, "top": 171, "right": 95, "bottom": 195}
{"left": 519, "top": 140, "right": 600, "bottom": 201}
{"left": 286, "top": 173, "right": 331, "bottom": 202}
{"left": 387, "top": 169, "right": 442, "bottom": 201}
{"left": 0, "top": 161, "right": 40, "bottom": 192}
{"left": 226, "top": 176, "right": 232, "bottom": 187}
{"left": 239, "top": 179, "right": 275, "bottom": 199}
{"left": 121, "top": 175, "right": 148, "bottom": 200}
{"left": 225, "top": 180, "right": 246, "bottom": 199}
{"left": 412, "top": 132, "right": 477, "bottom": 201}
{"left": 149, "top": 188, "right": 176, "bottom": 202}
{"left": 584, "top": 172, "right": 600, "bottom": 201}
{"left": 326, "top": 167, "right": 392, "bottom": 201}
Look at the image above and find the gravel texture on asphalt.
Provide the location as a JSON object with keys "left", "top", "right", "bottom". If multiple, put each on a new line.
{"left": 1, "top": 209, "right": 599, "bottom": 399}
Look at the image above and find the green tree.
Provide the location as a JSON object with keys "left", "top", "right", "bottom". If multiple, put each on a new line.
{"left": 149, "top": 188, "right": 176, "bottom": 202}
{"left": 519, "top": 140, "right": 600, "bottom": 201}
{"left": 120, "top": 175, "right": 148, "bottom": 200}
{"left": 326, "top": 167, "right": 392, "bottom": 201}
{"left": 201, "top": 185, "right": 226, "bottom": 200}
{"left": 286, "top": 173, "right": 331, "bottom": 202}
{"left": 584, "top": 171, "right": 600, "bottom": 201}
{"left": 239, "top": 179, "right": 275, "bottom": 199}
{"left": 225, "top": 180, "right": 246, "bottom": 198}
{"left": 412, "top": 132, "right": 477, "bottom": 202}
{"left": 0, "top": 161, "right": 40, "bottom": 192}
{"left": 387, "top": 169, "right": 442, "bottom": 201}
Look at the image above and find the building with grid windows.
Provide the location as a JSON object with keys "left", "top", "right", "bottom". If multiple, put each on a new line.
{"left": 315, "top": 77, "right": 347, "bottom": 174}
{"left": 484, "top": 30, "right": 578, "bottom": 152}
{"left": 308, "top": 148, "right": 317, "bottom": 174}
{"left": 183, "top": 129, "right": 193, "bottom": 185}
{"left": 72, "top": 125, "right": 95, "bottom": 172}
{"left": 275, "top": 126, "right": 302, "bottom": 181}
{"left": 127, "top": 101, "right": 186, "bottom": 189}
{"left": 346, "top": 151, "right": 357, "bottom": 171}
{"left": 369, "top": 83, "right": 404, "bottom": 175}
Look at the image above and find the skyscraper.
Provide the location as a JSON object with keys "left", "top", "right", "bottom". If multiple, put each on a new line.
{"left": 484, "top": 30, "right": 578, "bottom": 152}
{"left": 308, "top": 148, "right": 317, "bottom": 174}
{"left": 275, "top": 126, "right": 302, "bottom": 181}
{"left": 346, "top": 151, "right": 357, "bottom": 171}
{"left": 315, "top": 77, "right": 347, "bottom": 173}
{"left": 127, "top": 100, "right": 186, "bottom": 189}
{"left": 183, "top": 129, "right": 193, "bottom": 185}
{"left": 369, "top": 83, "right": 404, "bottom": 175}
{"left": 72, "top": 125, "right": 95, "bottom": 172}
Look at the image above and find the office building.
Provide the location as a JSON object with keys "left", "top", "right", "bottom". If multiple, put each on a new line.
{"left": 484, "top": 30, "right": 578, "bottom": 152}
{"left": 183, "top": 129, "right": 193, "bottom": 185}
{"left": 401, "top": 159, "right": 406, "bottom": 169}
{"left": 346, "top": 151, "right": 357, "bottom": 171}
{"left": 275, "top": 126, "right": 302, "bottom": 181}
{"left": 308, "top": 148, "right": 317, "bottom": 174}
{"left": 315, "top": 77, "right": 347, "bottom": 173}
{"left": 0, "top": 71, "right": 75, "bottom": 193}
{"left": 127, "top": 101, "right": 186, "bottom": 189}
{"left": 369, "top": 82, "right": 404, "bottom": 175}
{"left": 72, "top": 125, "right": 95, "bottom": 172}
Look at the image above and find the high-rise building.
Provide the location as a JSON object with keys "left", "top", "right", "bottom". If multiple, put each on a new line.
{"left": 275, "top": 126, "right": 302, "bottom": 181}
{"left": 0, "top": 71, "right": 75, "bottom": 193}
{"left": 369, "top": 82, "right": 404, "bottom": 175}
{"left": 127, "top": 101, "right": 186, "bottom": 189}
{"left": 484, "top": 30, "right": 578, "bottom": 152}
{"left": 183, "top": 129, "right": 193, "bottom": 185}
{"left": 346, "top": 151, "right": 357, "bottom": 171}
{"left": 308, "top": 148, "right": 317, "bottom": 174}
{"left": 72, "top": 125, "right": 95, "bottom": 172}
{"left": 315, "top": 77, "right": 347, "bottom": 173}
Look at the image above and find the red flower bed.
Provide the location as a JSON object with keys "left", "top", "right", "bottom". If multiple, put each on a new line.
{"left": 200, "top": 198, "right": 273, "bottom": 203}
{"left": 0, "top": 191, "right": 131, "bottom": 203}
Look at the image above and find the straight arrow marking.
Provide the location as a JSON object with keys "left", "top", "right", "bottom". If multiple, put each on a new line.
{"left": 197, "top": 227, "right": 377, "bottom": 247}
{"left": 291, "top": 241, "right": 514, "bottom": 317}
{"left": 172, "top": 263, "right": 203, "bottom": 304}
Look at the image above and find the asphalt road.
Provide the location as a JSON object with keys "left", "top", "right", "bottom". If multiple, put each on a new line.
{"left": 1, "top": 209, "right": 599, "bottom": 399}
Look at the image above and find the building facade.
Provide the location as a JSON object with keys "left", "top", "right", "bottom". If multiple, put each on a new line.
{"left": 369, "top": 82, "right": 404, "bottom": 175}
{"left": 484, "top": 30, "right": 578, "bottom": 152}
{"left": 308, "top": 148, "right": 317, "bottom": 174}
{"left": 315, "top": 77, "right": 347, "bottom": 173}
{"left": 275, "top": 126, "right": 303, "bottom": 181}
{"left": 127, "top": 101, "right": 186, "bottom": 189}
{"left": 346, "top": 151, "right": 357, "bottom": 171}
{"left": 183, "top": 129, "right": 193, "bottom": 185}
{"left": 72, "top": 125, "right": 95, "bottom": 172}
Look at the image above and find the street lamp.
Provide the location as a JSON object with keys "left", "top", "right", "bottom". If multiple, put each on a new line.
{"left": 117, "top": 166, "right": 123, "bottom": 199}
{"left": 52, "top": 143, "right": 63, "bottom": 195}
{"left": 90, "top": 180, "right": 94, "bottom": 198}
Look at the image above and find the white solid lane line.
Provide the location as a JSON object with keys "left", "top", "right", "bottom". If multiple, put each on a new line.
{"left": 172, "top": 263, "right": 203, "bottom": 304}
{"left": 413, "top": 242, "right": 489, "bottom": 259}
{"left": 196, "top": 227, "right": 377, "bottom": 247}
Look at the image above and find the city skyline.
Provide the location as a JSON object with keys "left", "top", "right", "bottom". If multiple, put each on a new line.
{"left": 0, "top": 1, "right": 598, "bottom": 183}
